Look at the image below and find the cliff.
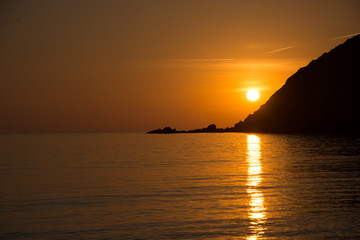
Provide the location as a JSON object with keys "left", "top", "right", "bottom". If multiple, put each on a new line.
{"left": 241, "top": 35, "right": 360, "bottom": 134}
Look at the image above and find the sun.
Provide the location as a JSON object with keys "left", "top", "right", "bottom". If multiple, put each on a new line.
{"left": 247, "top": 89, "right": 260, "bottom": 101}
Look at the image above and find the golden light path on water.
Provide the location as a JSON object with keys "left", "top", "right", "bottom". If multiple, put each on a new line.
{"left": 246, "top": 135, "right": 266, "bottom": 240}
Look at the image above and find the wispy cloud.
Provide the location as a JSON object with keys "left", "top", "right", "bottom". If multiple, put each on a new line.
{"left": 329, "top": 32, "right": 360, "bottom": 41}
{"left": 263, "top": 46, "right": 295, "bottom": 55}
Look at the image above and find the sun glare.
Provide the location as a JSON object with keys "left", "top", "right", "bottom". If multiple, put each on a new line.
{"left": 247, "top": 89, "right": 260, "bottom": 101}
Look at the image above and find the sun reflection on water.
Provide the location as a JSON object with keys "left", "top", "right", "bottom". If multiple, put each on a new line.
{"left": 246, "top": 134, "right": 266, "bottom": 239}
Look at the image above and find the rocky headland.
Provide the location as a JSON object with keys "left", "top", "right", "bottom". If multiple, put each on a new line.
{"left": 148, "top": 35, "right": 360, "bottom": 134}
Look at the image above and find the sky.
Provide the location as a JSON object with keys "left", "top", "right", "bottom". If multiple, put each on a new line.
{"left": 1, "top": 0, "right": 360, "bottom": 133}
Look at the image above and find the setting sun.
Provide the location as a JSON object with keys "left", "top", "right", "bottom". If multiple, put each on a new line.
{"left": 247, "top": 89, "right": 260, "bottom": 101}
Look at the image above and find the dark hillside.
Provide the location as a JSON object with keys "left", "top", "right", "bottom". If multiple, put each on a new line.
{"left": 241, "top": 35, "right": 360, "bottom": 134}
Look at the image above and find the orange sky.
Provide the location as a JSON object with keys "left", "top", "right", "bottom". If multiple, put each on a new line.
{"left": 1, "top": 0, "right": 360, "bottom": 133}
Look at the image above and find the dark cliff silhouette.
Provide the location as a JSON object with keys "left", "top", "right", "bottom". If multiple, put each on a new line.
{"left": 241, "top": 34, "right": 360, "bottom": 134}
{"left": 148, "top": 35, "right": 360, "bottom": 134}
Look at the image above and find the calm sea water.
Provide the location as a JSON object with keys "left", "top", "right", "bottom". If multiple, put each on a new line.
{"left": 0, "top": 132, "right": 359, "bottom": 239}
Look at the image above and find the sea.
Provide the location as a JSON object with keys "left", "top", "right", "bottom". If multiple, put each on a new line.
{"left": 0, "top": 132, "right": 359, "bottom": 239}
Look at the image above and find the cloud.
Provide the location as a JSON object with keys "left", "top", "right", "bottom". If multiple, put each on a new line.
{"left": 263, "top": 46, "right": 295, "bottom": 55}
{"left": 329, "top": 32, "right": 360, "bottom": 41}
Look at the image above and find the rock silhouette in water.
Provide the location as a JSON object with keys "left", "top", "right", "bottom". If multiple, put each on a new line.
{"left": 241, "top": 34, "right": 360, "bottom": 134}
{"left": 147, "top": 124, "right": 232, "bottom": 134}
{"left": 147, "top": 127, "right": 179, "bottom": 134}
{"left": 147, "top": 121, "right": 247, "bottom": 134}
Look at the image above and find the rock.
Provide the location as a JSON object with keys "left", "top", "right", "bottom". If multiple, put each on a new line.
{"left": 241, "top": 34, "right": 360, "bottom": 134}
{"left": 147, "top": 126, "right": 177, "bottom": 134}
